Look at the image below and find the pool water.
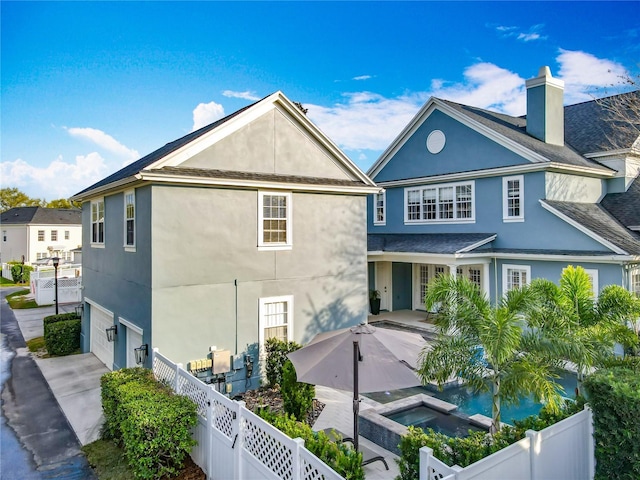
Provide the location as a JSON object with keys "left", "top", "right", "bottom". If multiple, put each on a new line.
{"left": 385, "top": 405, "right": 486, "bottom": 437}
{"left": 366, "top": 371, "right": 578, "bottom": 424}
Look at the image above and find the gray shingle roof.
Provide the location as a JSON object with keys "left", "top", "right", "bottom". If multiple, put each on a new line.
{"left": 543, "top": 200, "right": 640, "bottom": 255}
{"left": 440, "top": 99, "right": 613, "bottom": 172}
{"left": 0, "top": 207, "right": 81, "bottom": 225}
{"left": 601, "top": 175, "right": 640, "bottom": 229}
{"left": 368, "top": 233, "right": 496, "bottom": 255}
{"left": 564, "top": 91, "right": 640, "bottom": 154}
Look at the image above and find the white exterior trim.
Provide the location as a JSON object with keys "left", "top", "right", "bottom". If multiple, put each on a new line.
{"left": 502, "top": 264, "right": 531, "bottom": 292}
{"left": 457, "top": 235, "right": 497, "bottom": 253}
{"left": 258, "top": 191, "right": 292, "bottom": 251}
{"left": 85, "top": 297, "right": 114, "bottom": 317}
{"left": 373, "top": 191, "right": 386, "bottom": 225}
{"left": 258, "top": 295, "right": 294, "bottom": 348}
{"left": 123, "top": 189, "right": 136, "bottom": 250}
{"left": 583, "top": 269, "right": 599, "bottom": 297}
{"left": 404, "top": 180, "right": 476, "bottom": 225}
{"left": 118, "top": 317, "right": 143, "bottom": 335}
{"left": 503, "top": 175, "right": 525, "bottom": 222}
{"left": 539, "top": 200, "right": 628, "bottom": 255}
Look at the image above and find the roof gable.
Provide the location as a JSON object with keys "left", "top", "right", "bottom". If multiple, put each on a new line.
{"left": 73, "top": 92, "right": 376, "bottom": 200}
{"left": 0, "top": 207, "right": 81, "bottom": 225}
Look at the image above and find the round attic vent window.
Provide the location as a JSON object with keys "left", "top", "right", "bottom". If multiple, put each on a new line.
{"left": 426, "top": 130, "right": 446, "bottom": 154}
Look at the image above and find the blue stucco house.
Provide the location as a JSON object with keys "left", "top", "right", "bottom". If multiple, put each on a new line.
{"left": 366, "top": 66, "right": 640, "bottom": 312}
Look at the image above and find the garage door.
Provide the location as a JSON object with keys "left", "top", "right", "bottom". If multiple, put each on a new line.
{"left": 126, "top": 327, "right": 143, "bottom": 368}
{"left": 89, "top": 302, "right": 114, "bottom": 370}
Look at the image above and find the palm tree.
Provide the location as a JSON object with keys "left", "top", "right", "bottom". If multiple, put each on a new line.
{"left": 529, "top": 266, "right": 639, "bottom": 392}
{"left": 417, "top": 274, "right": 570, "bottom": 434}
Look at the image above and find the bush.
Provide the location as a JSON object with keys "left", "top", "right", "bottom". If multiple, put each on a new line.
{"left": 265, "top": 337, "right": 301, "bottom": 387}
{"left": 43, "top": 313, "right": 81, "bottom": 356}
{"left": 281, "top": 359, "right": 315, "bottom": 420}
{"left": 259, "top": 410, "right": 364, "bottom": 480}
{"left": 100, "top": 368, "right": 198, "bottom": 479}
{"left": 583, "top": 367, "right": 640, "bottom": 480}
{"left": 9, "top": 263, "right": 32, "bottom": 284}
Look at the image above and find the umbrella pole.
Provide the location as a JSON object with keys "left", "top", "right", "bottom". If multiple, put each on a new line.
{"left": 353, "top": 340, "right": 360, "bottom": 452}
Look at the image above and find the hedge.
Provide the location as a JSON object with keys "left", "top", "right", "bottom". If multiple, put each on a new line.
{"left": 43, "top": 313, "right": 81, "bottom": 356}
{"left": 583, "top": 367, "right": 640, "bottom": 480}
{"left": 9, "top": 263, "right": 33, "bottom": 284}
{"left": 100, "top": 368, "right": 198, "bottom": 479}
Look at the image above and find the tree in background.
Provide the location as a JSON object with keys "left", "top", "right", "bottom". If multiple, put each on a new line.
{"left": 0, "top": 187, "right": 80, "bottom": 212}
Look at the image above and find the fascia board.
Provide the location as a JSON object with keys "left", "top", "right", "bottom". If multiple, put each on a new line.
{"left": 70, "top": 177, "right": 141, "bottom": 202}
{"left": 377, "top": 162, "right": 613, "bottom": 188}
{"left": 136, "top": 171, "right": 380, "bottom": 195}
{"left": 539, "top": 200, "right": 628, "bottom": 255}
{"left": 456, "top": 251, "right": 635, "bottom": 263}
{"left": 456, "top": 235, "right": 497, "bottom": 253}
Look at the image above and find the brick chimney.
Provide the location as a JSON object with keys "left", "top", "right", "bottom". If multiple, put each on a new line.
{"left": 525, "top": 66, "right": 565, "bottom": 146}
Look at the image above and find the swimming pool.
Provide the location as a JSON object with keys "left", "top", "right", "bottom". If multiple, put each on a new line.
{"left": 385, "top": 405, "right": 485, "bottom": 437}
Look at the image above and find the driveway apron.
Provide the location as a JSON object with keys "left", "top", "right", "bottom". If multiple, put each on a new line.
{"left": 0, "top": 288, "right": 96, "bottom": 479}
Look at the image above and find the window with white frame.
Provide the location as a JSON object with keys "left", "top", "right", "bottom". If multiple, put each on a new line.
{"left": 51, "top": 230, "right": 58, "bottom": 241}
{"left": 259, "top": 296, "right": 293, "bottom": 346}
{"left": 418, "top": 265, "right": 429, "bottom": 305}
{"left": 38, "top": 230, "right": 45, "bottom": 241}
{"left": 405, "top": 181, "right": 475, "bottom": 224}
{"left": 124, "top": 190, "right": 135, "bottom": 248}
{"left": 258, "top": 191, "right": 292, "bottom": 249}
{"left": 584, "top": 269, "right": 599, "bottom": 298}
{"left": 631, "top": 270, "right": 640, "bottom": 297}
{"left": 503, "top": 264, "right": 531, "bottom": 292}
{"left": 468, "top": 268, "right": 482, "bottom": 288}
{"left": 91, "top": 199, "right": 105, "bottom": 244}
{"left": 64, "top": 230, "right": 70, "bottom": 240}
{"left": 37, "top": 252, "right": 46, "bottom": 260}
{"left": 373, "top": 191, "right": 386, "bottom": 225}
{"left": 503, "top": 175, "right": 524, "bottom": 222}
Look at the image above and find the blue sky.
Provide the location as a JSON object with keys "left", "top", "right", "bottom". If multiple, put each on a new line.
{"left": 2, "top": 1, "right": 639, "bottom": 201}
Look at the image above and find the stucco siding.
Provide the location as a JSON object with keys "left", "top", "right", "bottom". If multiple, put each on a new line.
{"left": 545, "top": 172, "right": 605, "bottom": 202}
{"left": 181, "top": 108, "right": 352, "bottom": 180}
{"left": 374, "top": 109, "right": 531, "bottom": 182}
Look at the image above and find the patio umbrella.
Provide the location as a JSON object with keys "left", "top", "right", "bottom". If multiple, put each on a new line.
{"left": 287, "top": 323, "right": 426, "bottom": 451}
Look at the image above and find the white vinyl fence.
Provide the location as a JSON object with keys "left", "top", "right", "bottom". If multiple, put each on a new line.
{"left": 30, "top": 265, "right": 82, "bottom": 305}
{"left": 151, "top": 348, "right": 343, "bottom": 480}
{"left": 419, "top": 407, "right": 595, "bottom": 480}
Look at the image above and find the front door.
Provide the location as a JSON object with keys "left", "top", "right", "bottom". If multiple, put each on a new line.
{"left": 392, "top": 262, "right": 412, "bottom": 310}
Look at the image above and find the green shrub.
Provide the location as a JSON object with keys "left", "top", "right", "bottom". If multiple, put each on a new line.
{"left": 259, "top": 410, "right": 364, "bottom": 480}
{"left": 9, "top": 263, "right": 32, "bottom": 284}
{"left": 281, "top": 359, "right": 315, "bottom": 420}
{"left": 100, "top": 368, "right": 198, "bottom": 479}
{"left": 583, "top": 367, "right": 640, "bottom": 480}
{"left": 265, "top": 337, "right": 301, "bottom": 387}
{"left": 45, "top": 319, "right": 80, "bottom": 355}
{"left": 44, "top": 312, "right": 80, "bottom": 336}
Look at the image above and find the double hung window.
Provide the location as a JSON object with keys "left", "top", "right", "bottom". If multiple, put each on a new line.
{"left": 124, "top": 191, "right": 135, "bottom": 248}
{"left": 259, "top": 296, "right": 294, "bottom": 346}
{"left": 503, "top": 264, "right": 531, "bottom": 292}
{"left": 405, "top": 181, "right": 475, "bottom": 224}
{"left": 373, "top": 192, "right": 386, "bottom": 225}
{"left": 503, "top": 175, "right": 524, "bottom": 222}
{"left": 91, "top": 199, "right": 105, "bottom": 244}
{"left": 258, "top": 191, "right": 292, "bottom": 250}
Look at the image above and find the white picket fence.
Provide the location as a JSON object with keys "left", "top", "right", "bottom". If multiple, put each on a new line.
{"left": 419, "top": 406, "right": 595, "bottom": 480}
{"left": 151, "top": 348, "right": 343, "bottom": 480}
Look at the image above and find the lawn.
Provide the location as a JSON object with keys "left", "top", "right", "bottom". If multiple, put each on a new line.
{"left": 6, "top": 289, "right": 43, "bottom": 309}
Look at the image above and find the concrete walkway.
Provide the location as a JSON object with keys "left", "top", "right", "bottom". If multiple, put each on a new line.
{"left": 11, "top": 302, "right": 108, "bottom": 446}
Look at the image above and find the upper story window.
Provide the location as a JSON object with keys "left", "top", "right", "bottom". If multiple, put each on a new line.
{"left": 38, "top": 230, "right": 45, "bottom": 241}
{"left": 258, "top": 191, "right": 292, "bottom": 250}
{"left": 51, "top": 230, "right": 58, "bottom": 241}
{"left": 64, "top": 230, "right": 70, "bottom": 240}
{"left": 503, "top": 175, "right": 524, "bottom": 222}
{"left": 503, "top": 264, "right": 531, "bottom": 292}
{"left": 373, "top": 191, "right": 386, "bottom": 225}
{"left": 405, "top": 181, "right": 475, "bottom": 224}
{"left": 91, "top": 199, "right": 105, "bottom": 245}
{"left": 124, "top": 190, "right": 135, "bottom": 248}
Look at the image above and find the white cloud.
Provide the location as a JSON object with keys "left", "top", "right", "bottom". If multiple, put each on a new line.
{"left": 556, "top": 49, "right": 629, "bottom": 103}
{"left": 222, "top": 90, "right": 261, "bottom": 101}
{"left": 493, "top": 23, "right": 546, "bottom": 42}
{"left": 353, "top": 75, "right": 372, "bottom": 81}
{"left": 192, "top": 101, "right": 225, "bottom": 131}
{"left": 0, "top": 153, "right": 110, "bottom": 200}
{"left": 65, "top": 127, "right": 139, "bottom": 162}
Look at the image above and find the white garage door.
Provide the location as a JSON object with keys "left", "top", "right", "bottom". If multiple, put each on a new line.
{"left": 89, "top": 302, "right": 114, "bottom": 370}
{"left": 126, "top": 327, "right": 143, "bottom": 368}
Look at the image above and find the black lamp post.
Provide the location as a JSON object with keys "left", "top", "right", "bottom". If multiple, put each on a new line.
{"left": 52, "top": 257, "right": 60, "bottom": 314}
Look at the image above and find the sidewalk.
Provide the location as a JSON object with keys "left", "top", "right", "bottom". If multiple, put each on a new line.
{"left": 12, "top": 303, "right": 108, "bottom": 446}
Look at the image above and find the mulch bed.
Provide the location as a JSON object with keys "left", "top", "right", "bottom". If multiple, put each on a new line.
{"left": 172, "top": 386, "right": 325, "bottom": 479}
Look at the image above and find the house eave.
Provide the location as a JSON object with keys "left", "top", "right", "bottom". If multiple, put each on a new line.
{"left": 70, "top": 177, "right": 141, "bottom": 202}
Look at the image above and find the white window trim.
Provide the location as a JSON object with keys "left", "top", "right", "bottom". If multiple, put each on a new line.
{"left": 373, "top": 191, "right": 386, "bottom": 226}
{"left": 503, "top": 175, "right": 524, "bottom": 222}
{"left": 583, "top": 269, "right": 599, "bottom": 298}
{"left": 38, "top": 230, "right": 45, "bottom": 241}
{"left": 123, "top": 190, "right": 136, "bottom": 251}
{"left": 258, "top": 191, "right": 292, "bottom": 251}
{"left": 91, "top": 198, "right": 105, "bottom": 246}
{"left": 258, "top": 295, "right": 294, "bottom": 347}
{"left": 502, "top": 264, "right": 531, "bottom": 293}
{"left": 632, "top": 268, "right": 640, "bottom": 297}
{"left": 404, "top": 180, "right": 475, "bottom": 224}
{"left": 118, "top": 316, "right": 143, "bottom": 335}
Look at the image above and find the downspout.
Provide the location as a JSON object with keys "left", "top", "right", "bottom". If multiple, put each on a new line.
{"left": 234, "top": 279, "right": 238, "bottom": 355}
{"left": 494, "top": 257, "right": 498, "bottom": 305}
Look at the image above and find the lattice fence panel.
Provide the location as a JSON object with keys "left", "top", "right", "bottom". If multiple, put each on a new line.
{"left": 153, "top": 355, "right": 176, "bottom": 387}
{"left": 177, "top": 375, "right": 209, "bottom": 418}
{"left": 242, "top": 417, "right": 294, "bottom": 480}
{"left": 212, "top": 400, "right": 235, "bottom": 438}
{"left": 301, "top": 459, "right": 327, "bottom": 480}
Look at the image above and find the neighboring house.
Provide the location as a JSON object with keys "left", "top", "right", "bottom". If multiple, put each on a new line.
{"left": 0, "top": 207, "right": 82, "bottom": 264}
{"left": 366, "top": 66, "right": 640, "bottom": 313}
{"left": 70, "top": 92, "right": 378, "bottom": 395}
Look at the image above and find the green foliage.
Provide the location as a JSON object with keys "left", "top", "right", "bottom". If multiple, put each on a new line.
{"left": 395, "top": 400, "right": 585, "bottom": 478}
{"left": 0, "top": 187, "right": 45, "bottom": 212}
{"left": 100, "top": 368, "right": 197, "bottom": 479}
{"left": 281, "top": 359, "right": 315, "bottom": 420}
{"left": 9, "top": 263, "right": 32, "bottom": 284}
{"left": 43, "top": 313, "right": 81, "bottom": 356}
{"left": 259, "top": 410, "right": 364, "bottom": 480}
{"left": 583, "top": 367, "right": 640, "bottom": 480}
{"left": 43, "top": 312, "right": 80, "bottom": 336}
{"left": 264, "top": 337, "right": 302, "bottom": 387}
{"left": 82, "top": 439, "right": 134, "bottom": 480}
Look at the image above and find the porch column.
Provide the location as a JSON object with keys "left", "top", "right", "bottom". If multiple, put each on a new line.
{"left": 482, "top": 262, "right": 491, "bottom": 299}
{"left": 448, "top": 264, "right": 458, "bottom": 278}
